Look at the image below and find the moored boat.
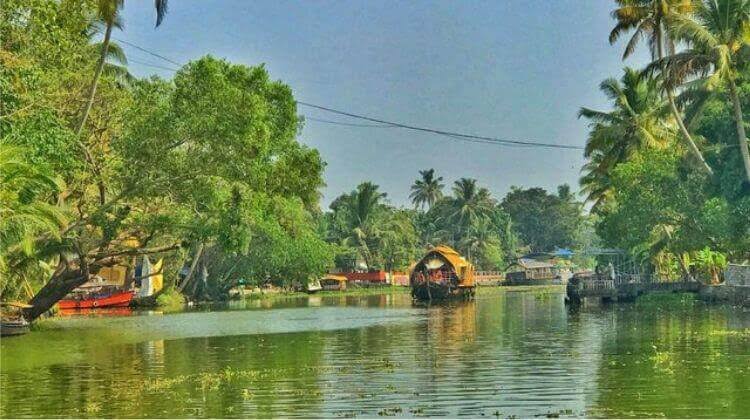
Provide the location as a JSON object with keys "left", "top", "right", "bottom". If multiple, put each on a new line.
{"left": 59, "top": 289, "right": 135, "bottom": 310}
{"left": 0, "top": 318, "right": 30, "bottom": 337}
{"left": 409, "top": 245, "right": 475, "bottom": 301}
{"left": 0, "top": 302, "right": 32, "bottom": 337}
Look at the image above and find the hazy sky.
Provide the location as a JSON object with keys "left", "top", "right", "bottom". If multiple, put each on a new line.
{"left": 120, "top": 0, "right": 649, "bottom": 208}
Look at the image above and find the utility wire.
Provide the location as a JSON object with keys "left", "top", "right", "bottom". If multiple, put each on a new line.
{"left": 114, "top": 37, "right": 184, "bottom": 67}
{"left": 113, "top": 38, "right": 585, "bottom": 151}
{"left": 297, "top": 102, "right": 584, "bottom": 150}
{"left": 127, "top": 58, "right": 180, "bottom": 72}
{"left": 305, "top": 116, "right": 395, "bottom": 128}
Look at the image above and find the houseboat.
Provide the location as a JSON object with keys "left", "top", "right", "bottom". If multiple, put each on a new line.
{"left": 409, "top": 245, "right": 475, "bottom": 301}
{"left": 505, "top": 258, "right": 557, "bottom": 285}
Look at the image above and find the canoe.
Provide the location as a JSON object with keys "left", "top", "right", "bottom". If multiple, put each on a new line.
{"left": 1, "top": 318, "right": 30, "bottom": 337}
{"left": 59, "top": 290, "right": 135, "bottom": 310}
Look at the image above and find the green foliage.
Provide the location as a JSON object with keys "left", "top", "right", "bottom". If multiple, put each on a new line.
{"left": 1, "top": 1, "right": 330, "bottom": 306}
{"left": 500, "top": 185, "right": 585, "bottom": 253}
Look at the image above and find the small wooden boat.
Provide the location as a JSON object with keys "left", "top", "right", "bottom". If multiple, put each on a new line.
{"left": 410, "top": 245, "right": 475, "bottom": 301}
{"left": 0, "top": 318, "right": 30, "bottom": 336}
{"left": 1, "top": 302, "right": 32, "bottom": 337}
{"left": 306, "top": 279, "right": 322, "bottom": 294}
{"left": 59, "top": 289, "right": 135, "bottom": 310}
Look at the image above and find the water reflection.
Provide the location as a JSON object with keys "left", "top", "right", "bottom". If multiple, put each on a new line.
{"left": 1, "top": 290, "right": 748, "bottom": 418}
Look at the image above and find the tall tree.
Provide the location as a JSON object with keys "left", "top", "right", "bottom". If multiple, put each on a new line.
{"left": 409, "top": 168, "right": 444, "bottom": 210}
{"left": 609, "top": 0, "right": 714, "bottom": 175}
{"left": 75, "top": 0, "right": 168, "bottom": 136}
{"left": 579, "top": 68, "right": 671, "bottom": 210}
{"left": 501, "top": 186, "right": 584, "bottom": 252}
{"left": 449, "top": 178, "right": 494, "bottom": 232}
{"left": 647, "top": 0, "right": 750, "bottom": 182}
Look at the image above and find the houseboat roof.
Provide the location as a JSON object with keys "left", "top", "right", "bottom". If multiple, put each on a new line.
{"left": 514, "top": 258, "right": 555, "bottom": 269}
{"left": 429, "top": 245, "right": 471, "bottom": 271}
{"left": 320, "top": 274, "right": 347, "bottom": 282}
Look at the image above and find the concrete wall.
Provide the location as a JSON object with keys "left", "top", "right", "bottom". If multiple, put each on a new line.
{"left": 725, "top": 264, "right": 750, "bottom": 287}
{"left": 699, "top": 284, "right": 750, "bottom": 307}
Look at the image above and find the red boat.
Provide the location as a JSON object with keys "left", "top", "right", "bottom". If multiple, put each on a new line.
{"left": 58, "top": 290, "right": 134, "bottom": 310}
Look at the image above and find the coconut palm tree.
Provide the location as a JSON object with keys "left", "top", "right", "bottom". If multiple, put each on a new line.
{"left": 647, "top": 0, "right": 750, "bottom": 182}
{"left": 579, "top": 68, "right": 672, "bottom": 210}
{"left": 449, "top": 178, "right": 495, "bottom": 232}
{"left": 609, "top": 0, "right": 714, "bottom": 175}
{"left": 460, "top": 216, "right": 500, "bottom": 265}
{"left": 409, "top": 168, "right": 444, "bottom": 210}
{"left": 0, "top": 144, "right": 66, "bottom": 299}
{"left": 331, "top": 182, "right": 387, "bottom": 269}
{"left": 75, "top": 0, "right": 169, "bottom": 135}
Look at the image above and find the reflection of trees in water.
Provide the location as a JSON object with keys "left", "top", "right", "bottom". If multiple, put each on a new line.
{"left": 591, "top": 301, "right": 750, "bottom": 417}
{"left": 1, "top": 331, "right": 329, "bottom": 418}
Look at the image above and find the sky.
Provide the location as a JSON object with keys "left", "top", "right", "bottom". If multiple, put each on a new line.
{"left": 120, "top": 0, "right": 649, "bottom": 208}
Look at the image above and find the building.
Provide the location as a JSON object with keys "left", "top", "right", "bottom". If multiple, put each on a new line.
{"left": 505, "top": 258, "right": 556, "bottom": 285}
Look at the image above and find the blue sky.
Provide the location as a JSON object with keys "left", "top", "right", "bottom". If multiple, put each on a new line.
{"left": 120, "top": 0, "right": 649, "bottom": 208}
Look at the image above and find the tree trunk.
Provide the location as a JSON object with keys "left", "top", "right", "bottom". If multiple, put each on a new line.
{"left": 727, "top": 78, "right": 750, "bottom": 183}
{"left": 667, "top": 93, "right": 714, "bottom": 175}
{"left": 23, "top": 268, "right": 87, "bottom": 321}
{"left": 76, "top": 21, "right": 112, "bottom": 136}
{"left": 655, "top": 27, "right": 713, "bottom": 175}
{"left": 177, "top": 243, "right": 204, "bottom": 294}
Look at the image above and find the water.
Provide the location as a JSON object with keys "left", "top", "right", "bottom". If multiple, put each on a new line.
{"left": 1, "top": 289, "right": 749, "bottom": 418}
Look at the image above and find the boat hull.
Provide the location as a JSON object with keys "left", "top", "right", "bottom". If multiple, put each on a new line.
{"left": 411, "top": 282, "right": 474, "bottom": 301}
{"left": 0, "top": 319, "right": 30, "bottom": 337}
{"left": 59, "top": 290, "right": 135, "bottom": 310}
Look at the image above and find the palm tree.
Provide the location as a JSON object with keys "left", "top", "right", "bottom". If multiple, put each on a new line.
{"left": 409, "top": 169, "right": 444, "bottom": 210}
{"left": 0, "top": 144, "right": 66, "bottom": 299}
{"left": 647, "top": 0, "right": 750, "bottom": 182}
{"left": 449, "top": 178, "right": 495, "bottom": 232}
{"left": 609, "top": 0, "right": 714, "bottom": 175}
{"left": 579, "top": 68, "right": 671, "bottom": 209}
{"left": 332, "top": 182, "right": 387, "bottom": 269}
{"left": 75, "top": 0, "right": 169, "bottom": 135}
{"left": 460, "top": 216, "right": 500, "bottom": 265}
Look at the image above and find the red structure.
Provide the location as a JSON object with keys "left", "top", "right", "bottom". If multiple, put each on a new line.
{"left": 333, "top": 271, "right": 388, "bottom": 283}
{"left": 59, "top": 290, "right": 134, "bottom": 309}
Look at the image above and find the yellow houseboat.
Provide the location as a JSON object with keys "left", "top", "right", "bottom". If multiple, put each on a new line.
{"left": 409, "top": 245, "right": 475, "bottom": 301}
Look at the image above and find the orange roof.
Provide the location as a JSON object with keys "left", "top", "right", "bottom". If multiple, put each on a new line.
{"left": 431, "top": 245, "right": 471, "bottom": 272}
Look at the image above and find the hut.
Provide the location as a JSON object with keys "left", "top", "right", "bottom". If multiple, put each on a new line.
{"left": 319, "top": 274, "right": 348, "bottom": 291}
{"left": 505, "top": 258, "right": 556, "bottom": 285}
{"left": 409, "top": 245, "right": 475, "bottom": 301}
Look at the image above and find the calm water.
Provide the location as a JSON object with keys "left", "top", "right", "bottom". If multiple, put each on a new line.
{"left": 1, "top": 289, "right": 749, "bottom": 418}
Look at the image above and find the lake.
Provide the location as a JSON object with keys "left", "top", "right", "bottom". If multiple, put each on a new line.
{"left": 1, "top": 288, "right": 748, "bottom": 418}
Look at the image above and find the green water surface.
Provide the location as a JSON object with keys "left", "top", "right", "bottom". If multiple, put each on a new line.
{"left": 1, "top": 290, "right": 748, "bottom": 418}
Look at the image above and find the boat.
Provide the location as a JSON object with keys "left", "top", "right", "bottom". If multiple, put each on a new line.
{"left": 1, "top": 302, "right": 32, "bottom": 337}
{"left": 319, "top": 275, "right": 348, "bottom": 291}
{"left": 58, "top": 289, "right": 135, "bottom": 310}
{"left": 409, "top": 245, "right": 475, "bottom": 301}
{"left": 306, "top": 279, "right": 322, "bottom": 294}
{"left": 1, "top": 318, "right": 30, "bottom": 336}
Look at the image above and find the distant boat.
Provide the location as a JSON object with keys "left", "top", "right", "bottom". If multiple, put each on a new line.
{"left": 306, "top": 279, "right": 322, "bottom": 294}
{"left": 409, "top": 245, "right": 475, "bottom": 301}
{"left": 1, "top": 302, "right": 32, "bottom": 337}
{"left": 58, "top": 289, "right": 135, "bottom": 310}
{"left": 319, "top": 275, "right": 348, "bottom": 291}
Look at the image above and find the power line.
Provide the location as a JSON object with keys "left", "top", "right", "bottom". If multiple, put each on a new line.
{"left": 113, "top": 37, "right": 183, "bottom": 67}
{"left": 305, "top": 116, "right": 395, "bottom": 128}
{"left": 127, "top": 58, "right": 180, "bottom": 72}
{"left": 297, "top": 102, "right": 584, "bottom": 150}
{"left": 112, "top": 38, "right": 584, "bottom": 151}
